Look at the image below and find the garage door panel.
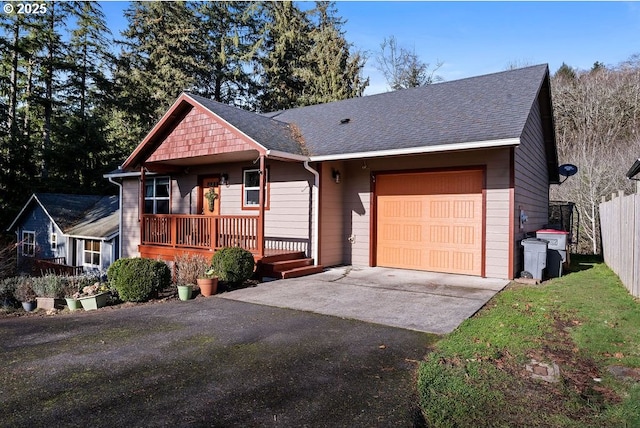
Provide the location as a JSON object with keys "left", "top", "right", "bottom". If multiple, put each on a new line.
{"left": 376, "top": 170, "right": 483, "bottom": 276}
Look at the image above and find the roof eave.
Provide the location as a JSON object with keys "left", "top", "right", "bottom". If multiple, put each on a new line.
{"left": 265, "top": 149, "right": 308, "bottom": 162}
{"left": 6, "top": 194, "right": 38, "bottom": 232}
{"left": 309, "top": 138, "right": 520, "bottom": 162}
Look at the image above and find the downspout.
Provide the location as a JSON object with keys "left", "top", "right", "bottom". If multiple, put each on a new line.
{"left": 303, "top": 161, "right": 319, "bottom": 266}
{"left": 108, "top": 176, "right": 123, "bottom": 260}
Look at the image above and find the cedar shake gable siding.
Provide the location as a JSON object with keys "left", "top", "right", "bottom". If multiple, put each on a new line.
{"left": 147, "top": 108, "right": 256, "bottom": 163}
{"left": 122, "top": 93, "right": 305, "bottom": 171}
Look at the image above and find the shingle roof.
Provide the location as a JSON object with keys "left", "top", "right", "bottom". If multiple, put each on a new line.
{"left": 187, "top": 94, "right": 306, "bottom": 155}
{"left": 264, "top": 64, "right": 549, "bottom": 157}
{"left": 65, "top": 195, "right": 119, "bottom": 239}
{"left": 9, "top": 193, "right": 119, "bottom": 239}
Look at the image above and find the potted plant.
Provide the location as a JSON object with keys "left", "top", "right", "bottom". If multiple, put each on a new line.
{"left": 32, "top": 274, "right": 66, "bottom": 310}
{"left": 174, "top": 253, "right": 209, "bottom": 300}
{"left": 14, "top": 277, "right": 37, "bottom": 312}
{"left": 197, "top": 268, "right": 218, "bottom": 297}
{"left": 74, "top": 282, "right": 110, "bottom": 311}
{"left": 63, "top": 275, "right": 84, "bottom": 311}
{"left": 204, "top": 187, "right": 218, "bottom": 212}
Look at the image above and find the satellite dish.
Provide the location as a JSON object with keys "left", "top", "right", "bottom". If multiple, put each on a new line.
{"left": 558, "top": 164, "right": 578, "bottom": 184}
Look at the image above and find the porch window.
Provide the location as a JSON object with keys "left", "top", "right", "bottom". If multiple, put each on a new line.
{"left": 243, "top": 168, "right": 269, "bottom": 209}
{"left": 51, "top": 233, "right": 57, "bottom": 251}
{"left": 145, "top": 176, "right": 170, "bottom": 214}
{"left": 22, "top": 231, "right": 35, "bottom": 257}
{"left": 83, "top": 240, "right": 100, "bottom": 268}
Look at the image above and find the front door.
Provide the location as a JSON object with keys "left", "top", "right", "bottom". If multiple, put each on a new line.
{"left": 201, "top": 176, "right": 220, "bottom": 216}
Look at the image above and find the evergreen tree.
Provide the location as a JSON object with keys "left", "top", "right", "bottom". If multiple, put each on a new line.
{"left": 55, "top": 1, "right": 114, "bottom": 191}
{"left": 193, "top": 2, "right": 262, "bottom": 108}
{"left": 257, "top": 1, "right": 312, "bottom": 111}
{"left": 301, "top": 1, "right": 368, "bottom": 105}
{"left": 115, "top": 1, "right": 200, "bottom": 143}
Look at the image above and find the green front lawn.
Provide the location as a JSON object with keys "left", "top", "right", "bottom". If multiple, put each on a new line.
{"left": 418, "top": 255, "right": 640, "bottom": 427}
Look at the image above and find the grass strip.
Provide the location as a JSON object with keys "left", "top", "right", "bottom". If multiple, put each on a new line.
{"left": 418, "top": 255, "right": 640, "bottom": 427}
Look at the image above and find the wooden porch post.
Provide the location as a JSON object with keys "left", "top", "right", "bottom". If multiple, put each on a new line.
{"left": 257, "top": 155, "right": 266, "bottom": 257}
{"left": 140, "top": 166, "right": 145, "bottom": 244}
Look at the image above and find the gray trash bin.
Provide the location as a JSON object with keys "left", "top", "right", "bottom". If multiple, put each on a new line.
{"left": 521, "top": 238, "right": 548, "bottom": 281}
{"left": 536, "top": 229, "right": 569, "bottom": 278}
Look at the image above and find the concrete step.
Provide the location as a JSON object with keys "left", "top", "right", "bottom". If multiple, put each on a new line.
{"left": 280, "top": 265, "right": 324, "bottom": 279}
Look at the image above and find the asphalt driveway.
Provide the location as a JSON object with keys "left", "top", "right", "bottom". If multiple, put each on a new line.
{"left": 0, "top": 297, "right": 434, "bottom": 427}
{"left": 222, "top": 267, "right": 510, "bottom": 334}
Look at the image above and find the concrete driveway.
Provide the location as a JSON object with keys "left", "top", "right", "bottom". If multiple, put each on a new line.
{"left": 222, "top": 266, "right": 510, "bottom": 334}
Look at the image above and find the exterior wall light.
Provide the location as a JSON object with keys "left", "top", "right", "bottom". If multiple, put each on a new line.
{"left": 332, "top": 168, "right": 341, "bottom": 184}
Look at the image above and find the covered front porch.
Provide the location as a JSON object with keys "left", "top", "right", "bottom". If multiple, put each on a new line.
{"left": 111, "top": 92, "right": 323, "bottom": 278}
{"left": 139, "top": 213, "right": 317, "bottom": 277}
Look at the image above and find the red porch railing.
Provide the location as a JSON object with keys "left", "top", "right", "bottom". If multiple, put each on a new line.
{"left": 142, "top": 214, "right": 259, "bottom": 253}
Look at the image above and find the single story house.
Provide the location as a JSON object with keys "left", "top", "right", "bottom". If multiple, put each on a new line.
{"left": 106, "top": 64, "right": 559, "bottom": 280}
{"left": 7, "top": 193, "right": 120, "bottom": 274}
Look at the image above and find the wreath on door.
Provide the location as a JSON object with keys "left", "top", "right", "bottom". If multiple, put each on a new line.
{"left": 205, "top": 187, "right": 218, "bottom": 212}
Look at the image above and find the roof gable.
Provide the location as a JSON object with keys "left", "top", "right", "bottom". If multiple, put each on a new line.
{"left": 7, "top": 193, "right": 118, "bottom": 238}
{"left": 147, "top": 107, "right": 256, "bottom": 163}
{"left": 122, "top": 93, "right": 304, "bottom": 170}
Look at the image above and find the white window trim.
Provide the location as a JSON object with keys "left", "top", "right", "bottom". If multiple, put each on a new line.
{"left": 83, "top": 239, "right": 101, "bottom": 268}
{"left": 243, "top": 169, "right": 260, "bottom": 207}
{"left": 51, "top": 233, "right": 57, "bottom": 251}
{"left": 22, "top": 231, "right": 36, "bottom": 257}
{"left": 144, "top": 176, "right": 171, "bottom": 214}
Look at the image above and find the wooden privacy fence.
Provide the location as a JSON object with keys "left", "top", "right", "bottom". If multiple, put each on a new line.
{"left": 599, "top": 190, "right": 640, "bottom": 296}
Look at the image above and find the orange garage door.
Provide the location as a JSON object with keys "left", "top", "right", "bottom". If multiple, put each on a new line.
{"left": 375, "top": 170, "right": 484, "bottom": 276}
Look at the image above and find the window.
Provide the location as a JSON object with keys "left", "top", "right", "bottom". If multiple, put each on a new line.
{"left": 243, "top": 168, "right": 269, "bottom": 209}
{"left": 22, "top": 231, "right": 35, "bottom": 257}
{"left": 51, "top": 233, "right": 57, "bottom": 251}
{"left": 144, "top": 177, "right": 170, "bottom": 214}
{"left": 83, "top": 240, "right": 100, "bottom": 267}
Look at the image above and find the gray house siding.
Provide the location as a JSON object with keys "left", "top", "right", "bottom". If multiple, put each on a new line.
{"left": 514, "top": 99, "right": 550, "bottom": 275}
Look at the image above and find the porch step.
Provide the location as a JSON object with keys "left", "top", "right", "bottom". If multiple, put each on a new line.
{"left": 280, "top": 264, "right": 325, "bottom": 279}
{"left": 270, "top": 258, "right": 314, "bottom": 273}
{"left": 258, "top": 253, "right": 324, "bottom": 279}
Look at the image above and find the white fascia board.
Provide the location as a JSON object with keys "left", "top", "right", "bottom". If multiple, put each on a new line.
{"left": 265, "top": 149, "right": 309, "bottom": 162}
{"left": 103, "top": 171, "right": 148, "bottom": 179}
{"left": 6, "top": 194, "right": 37, "bottom": 232}
{"left": 66, "top": 232, "right": 117, "bottom": 241}
{"left": 309, "top": 138, "right": 521, "bottom": 162}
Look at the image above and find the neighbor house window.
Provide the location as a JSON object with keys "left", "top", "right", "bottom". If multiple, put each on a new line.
{"left": 242, "top": 168, "right": 269, "bottom": 209}
{"left": 83, "top": 240, "right": 100, "bottom": 267}
{"left": 144, "top": 176, "right": 170, "bottom": 214}
{"left": 51, "top": 233, "right": 57, "bottom": 251}
{"left": 22, "top": 231, "right": 35, "bottom": 257}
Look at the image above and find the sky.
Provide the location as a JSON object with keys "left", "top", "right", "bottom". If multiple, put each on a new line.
{"left": 100, "top": 1, "right": 640, "bottom": 95}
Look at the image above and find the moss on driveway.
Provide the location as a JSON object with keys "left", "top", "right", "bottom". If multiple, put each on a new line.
{"left": 1, "top": 297, "right": 435, "bottom": 427}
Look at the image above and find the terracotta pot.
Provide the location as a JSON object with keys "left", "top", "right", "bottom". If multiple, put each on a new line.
{"left": 197, "top": 278, "right": 218, "bottom": 297}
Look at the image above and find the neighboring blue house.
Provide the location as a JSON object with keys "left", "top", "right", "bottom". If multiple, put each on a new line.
{"left": 7, "top": 193, "right": 120, "bottom": 274}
